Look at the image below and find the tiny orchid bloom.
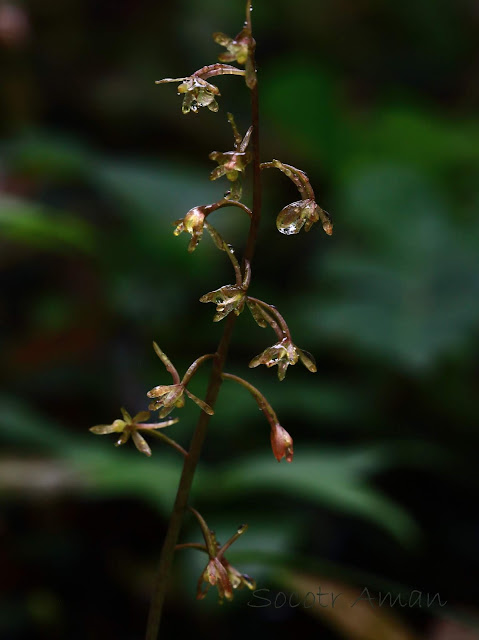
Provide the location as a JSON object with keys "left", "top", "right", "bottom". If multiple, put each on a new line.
{"left": 147, "top": 383, "right": 213, "bottom": 418}
{"left": 90, "top": 408, "right": 178, "bottom": 457}
{"left": 173, "top": 206, "right": 206, "bottom": 252}
{"left": 156, "top": 64, "right": 245, "bottom": 114}
{"left": 213, "top": 29, "right": 250, "bottom": 65}
{"left": 261, "top": 160, "right": 333, "bottom": 235}
{"left": 147, "top": 343, "right": 214, "bottom": 417}
{"left": 209, "top": 138, "right": 252, "bottom": 182}
{"left": 249, "top": 337, "right": 317, "bottom": 381}
{"left": 156, "top": 75, "right": 220, "bottom": 114}
{"left": 270, "top": 423, "right": 294, "bottom": 463}
{"left": 199, "top": 284, "right": 246, "bottom": 322}
{"left": 213, "top": 22, "right": 257, "bottom": 89}
{"left": 276, "top": 198, "right": 333, "bottom": 235}
{"left": 185, "top": 510, "right": 255, "bottom": 604}
{"left": 146, "top": 383, "right": 185, "bottom": 417}
{"left": 209, "top": 117, "right": 252, "bottom": 200}
{"left": 197, "top": 557, "right": 234, "bottom": 604}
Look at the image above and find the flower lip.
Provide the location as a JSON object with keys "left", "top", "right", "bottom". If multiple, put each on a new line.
{"left": 199, "top": 284, "right": 246, "bottom": 322}
{"left": 89, "top": 409, "right": 178, "bottom": 456}
{"left": 249, "top": 337, "right": 316, "bottom": 381}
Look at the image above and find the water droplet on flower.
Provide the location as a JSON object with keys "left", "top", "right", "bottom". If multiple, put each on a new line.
{"left": 276, "top": 202, "right": 305, "bottom": 235}
{"left": 278, "top": 223, "right": 299, "bottom": 235}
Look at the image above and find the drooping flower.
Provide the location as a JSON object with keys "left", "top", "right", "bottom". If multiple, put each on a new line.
{"left": 89, "top": 408, "right": 178, "bottom": 457}
{"left": 155, "top": 75, "right": 220, "bottom": 114}
{"left": 199, "top": 284, "right": 246, "bottom": 322}
{"left": 156, "top": 64, "right": 245, "bottom": 114}
{"left": 185, "top": 510, "right": 256, "bottom": 604}
{"left": 270, "top": 423, "right": 294, "bottom": 463}
{"left": 261, "top": 159, "right": 333, "bottom": 235}
{"left": 249, "top": 337, "right": 317, "bottom": 381}
{"left": 197, "top": 557, "right": 234, "bottom": 604}
{"left": 276, "top": 198, "right": 333, "bottom": 235}
{"left": 173, "top": 206, "right": 206, "bottom": 252}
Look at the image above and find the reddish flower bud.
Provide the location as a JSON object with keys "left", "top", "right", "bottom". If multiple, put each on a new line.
{"left": 270, "top": 423, "right": 294, "bottom": 463}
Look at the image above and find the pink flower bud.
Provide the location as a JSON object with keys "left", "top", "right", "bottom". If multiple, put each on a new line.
{"left": 270, "top": 423, "right": 294, "bottom": 463}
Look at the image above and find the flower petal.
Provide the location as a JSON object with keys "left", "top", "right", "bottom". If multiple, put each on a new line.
{"left": 120, "top": 407, "right": 132, "bottom": 423}
{"left": 132, "top": 431, "right": 152, "bottom": 457}
{"left": 90, "top": 419, "right": 126, "bottom": 435}
{"left": 298, "top": 349, "right": 317, "bottom": 373}
{"left": 185, "top": 389, "right": 214, "bottom": 415}
{"left": 146, "top": 385, "right": 175, "bottom": 399}
{"left": 133, "top": 410, "right": 151, "bottom": 424}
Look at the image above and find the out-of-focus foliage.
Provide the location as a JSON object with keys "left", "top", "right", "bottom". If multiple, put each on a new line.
{"left": 1, "top": 1, "right": 479, "bottom": 639}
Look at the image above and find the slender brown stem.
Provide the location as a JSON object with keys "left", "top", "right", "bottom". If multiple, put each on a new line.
{"left": 217, "top": 524, "right": 248, "bottom": 558}
{"left": 247, "top": 296, "right": 292, "bottom": 341}
{"left": 222, "top": 372, "right": 279, "bottom": 430}
{"left": 145, "top": 9, "right": 262, "bottom": 639}
{"left": 142, "top": 429, "right": 188, "bottom": 457}
{"left": 246, "top": 297, "right": 283, "bottom": 339}
{"left": 181, "top": 353, "right": 216, "bottom": 386}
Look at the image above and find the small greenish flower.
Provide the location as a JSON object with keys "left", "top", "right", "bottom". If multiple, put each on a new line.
{"left": 89, "top": 408, "right": 178, "bottom": 457}
{"left": 249, "top": 338, "right": 317, "bottom": 381}
{"left": 213, "top": 27, "right": 257, "bottom": 89}
{"left": 209, "top": 149, "right": 251, "bottom": 183}
{"left": 147, "top": 382, "right": 213, "bottom": 418}
{"left": 173, "top": 206, "right": 206, "bottom": 252}
{"left": 155, "top": 75, "right": 220, "bottom": 114}
{"left": 213, "top": 29, "right": 250, "bottom": 65}
{"left": 147, "top": 342, "right": 214, "bottom": 417}
{"left": 209, "top": 121, "right": 252, "bottom": 200}
{"left": 276, "top": 198, "right": 333, "bottom": 236}
{"left": 200, "top": 284, "right": 246, "bottom": 322}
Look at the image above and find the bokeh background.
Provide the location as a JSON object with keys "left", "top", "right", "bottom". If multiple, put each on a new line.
{"left": 1, "top": 0, "right": 479, "bottom": 638}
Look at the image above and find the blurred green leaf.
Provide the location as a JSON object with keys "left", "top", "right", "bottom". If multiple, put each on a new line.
{"left": 0, "top": 196, "right": 97, "bottom": 254}
{"left": 196, "top": 448, "right": 420, "bottom": 546}
{"left": 3, "top": 133, "right": 94, "bottom": 180}
{"left": 306, "top": 165, "right": 479, "bottom": 369}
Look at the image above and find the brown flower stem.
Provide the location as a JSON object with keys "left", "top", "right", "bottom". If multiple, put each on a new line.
{"left": 247, "top": 296, "right": 292, "bottom": 341}
{"left": 214, "top": 199, "right": 252, "bottom": 219}
{"left": 217, "top": 524, "right": 248, "bottom": 558}
{"left": 141, "top": 429, "right": 188, "bottom": 457}
{"left": 181, "top": 353, "right": 216, "bottom": 386}
{"left": 260, "top": 160, "right": 315, "bottom": 200}
{"left": 204, "top": 221, "right": 243, "bottom": 285}
{"left": 222, "top": 372, "right": 278, "bottom": 429}
{"left": 145, "top": 9, "right": 261, "bottom": 638}
{"left": 194, "top": 64, "right": 245, "bottom": 80}
{"left": 247, "top": 298, "right": 283, "bottom": 340}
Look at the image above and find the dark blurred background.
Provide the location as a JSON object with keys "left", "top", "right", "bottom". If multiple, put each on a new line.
{"left": 1, "top": 0, "right": 479, "bottom": 638}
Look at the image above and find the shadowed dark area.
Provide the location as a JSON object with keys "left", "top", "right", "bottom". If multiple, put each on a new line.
{"left": 1, "top": 1, "right": 479, "bottom": 638}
